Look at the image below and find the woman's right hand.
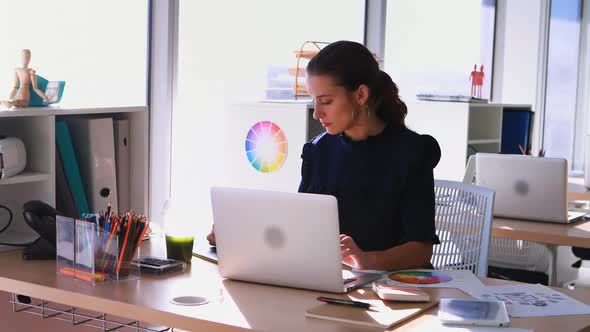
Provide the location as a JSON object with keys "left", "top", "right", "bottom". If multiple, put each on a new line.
{"left": 206, "top": 226, "right": 216, "bottom": 246}
{"left": 340, "top": 234, "right": 374, "bottom": 270}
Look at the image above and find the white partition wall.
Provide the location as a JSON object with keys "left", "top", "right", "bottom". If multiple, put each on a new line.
{"left": 226, "top": 102, "right": 313, "bottom": 193}
{"left": 406, "top": 101, "right": 471, "bottom": 181}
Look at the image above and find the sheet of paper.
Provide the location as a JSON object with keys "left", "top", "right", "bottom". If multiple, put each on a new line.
{"left": 368, "top": 269, "right": 486, "bottom": 295}
{"left": 463, "top": 283, "right": 590, "bottom": 317}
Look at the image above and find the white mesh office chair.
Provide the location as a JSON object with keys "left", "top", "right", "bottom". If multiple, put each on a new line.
{"left": 464, "top": 155, "right": 554, "bottom": 285}
{"left": 487, "top": 238, "right": 552, "bottom": 280}
{"left": 431, "top": 179, "right": 495, "bottom": 277}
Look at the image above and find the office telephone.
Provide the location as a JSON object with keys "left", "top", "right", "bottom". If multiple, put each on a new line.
{"left": 22, "top": 200, "right": 58, "bottom": 260}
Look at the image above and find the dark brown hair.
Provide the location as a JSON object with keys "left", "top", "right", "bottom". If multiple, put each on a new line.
{"left": 306, "top": 41, "right": 407, "bottom": 128}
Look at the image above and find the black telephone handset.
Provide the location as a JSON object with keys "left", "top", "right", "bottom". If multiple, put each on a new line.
{"left": 22, "top": 200, "right": 59, "bottom": 260}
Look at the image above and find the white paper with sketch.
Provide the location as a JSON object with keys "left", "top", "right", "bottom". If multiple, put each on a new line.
{"left": 369, "top": 269, "right": 486, "bottom": 294}
{"left": 464, "top": 283, "right": 590, "bottom": 317}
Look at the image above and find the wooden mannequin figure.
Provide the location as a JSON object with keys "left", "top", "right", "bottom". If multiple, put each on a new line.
{"left": 0, "top": 49, "right": 50, "bottom": 109}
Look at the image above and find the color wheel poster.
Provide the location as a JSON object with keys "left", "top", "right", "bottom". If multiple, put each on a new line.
{"left": 245, "top": 121, "right": 287, "bottom": 173}
{"left": 376, "top": 269, "right": 485, "bottom": 294}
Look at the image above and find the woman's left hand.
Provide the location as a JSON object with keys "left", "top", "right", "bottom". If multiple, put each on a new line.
{"left": 340, "top": 234, "right": 374, "bottom": 270}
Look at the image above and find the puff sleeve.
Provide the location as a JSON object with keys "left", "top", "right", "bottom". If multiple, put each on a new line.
{"left": 298, "top": 142, "right": 316, "bottom": 193}
{"left": 398, "top": 135, "right": 441, "bottom": 244}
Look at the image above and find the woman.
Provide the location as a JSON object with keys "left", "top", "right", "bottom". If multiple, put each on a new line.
{"left": 209, "top": 41, "right": 440, "bottom": 272}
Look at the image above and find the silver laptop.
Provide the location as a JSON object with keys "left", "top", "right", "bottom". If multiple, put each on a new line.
{"left": 210, "top": 187, "right": 383, "bottom": 293}
{"left": 475, "top": 153, "right": 584, "bottom": 223}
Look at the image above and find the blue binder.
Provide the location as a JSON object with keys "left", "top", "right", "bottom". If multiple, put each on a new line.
{"left": 501, "top": 110, "right": 533, "bottom": 155}
{"left": 55, "top": 120, "right": 90, "bottom": 217}
{"left": 55, "top": 148, "right": 77, "bottom": 218}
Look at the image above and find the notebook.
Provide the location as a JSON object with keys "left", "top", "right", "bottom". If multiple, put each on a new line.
{"left": 192, "top": 241, "right": 218, "bottom": 264}
{"left": 475, "top": 153, "right": 585, "bottom": 224}
{"left": 210, "top": 187, "right": 383, "bottom": 293}
{"left": 306, "top": 290, "right": 438, "bottom": 328}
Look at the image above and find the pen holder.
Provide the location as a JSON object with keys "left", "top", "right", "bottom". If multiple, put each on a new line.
{"left": 56, "top": 216, "right": 140, "bottom": 285}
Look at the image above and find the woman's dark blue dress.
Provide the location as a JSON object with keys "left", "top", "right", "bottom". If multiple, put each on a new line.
{"left": 298, "top": 125, "right": 441, "bottom": 251}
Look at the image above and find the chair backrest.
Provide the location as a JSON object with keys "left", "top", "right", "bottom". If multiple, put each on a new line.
{"left": 488, "top": 237, "right": 550, "bottom": 272}
{"left": 431, "top": 179, "right": 495, "bottom": 277}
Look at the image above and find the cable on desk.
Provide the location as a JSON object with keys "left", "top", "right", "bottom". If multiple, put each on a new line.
{"left": 0, "top": 204, "right": 37, "bottom": 246}
{"left": 0, "top": 204, "right": 12, "bottom": 235}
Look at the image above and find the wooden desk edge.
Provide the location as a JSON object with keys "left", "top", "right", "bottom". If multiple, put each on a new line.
{"left": 491, "top": 227, "right": 590, "bottom": 247}
{"left": 0, "top": 276, "right": 246, "bottom": 332}
{"left": 492, "top": 218, "right": 590, "bottom": 248}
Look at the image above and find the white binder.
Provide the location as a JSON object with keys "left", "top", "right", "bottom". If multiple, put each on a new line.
{"left": 114, "top": 119, "right": 130, "bottom": 213}
{"left": 68, "top": 117, "right": 118, "bottom": 213}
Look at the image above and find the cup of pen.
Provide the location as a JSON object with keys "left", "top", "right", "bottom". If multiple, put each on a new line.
{"left": 166, "top": 233, "right": 194, "bottom": 263}
{"left": 56, "top": 215, "right": 142, "bottom": 285}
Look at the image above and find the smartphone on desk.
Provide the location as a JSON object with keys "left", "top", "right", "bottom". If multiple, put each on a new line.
{"left": 438, "top": 298, "right": 510, "bottom": 327}
{"left": 135, "top": 256, "right": 186, "bottom": 275}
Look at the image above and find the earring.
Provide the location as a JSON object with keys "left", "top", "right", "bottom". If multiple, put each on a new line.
{"left": 366, "top": 105, "right": 372, "bottom": 118}
{"left": 351, "top": 109, "right": 355, "bottom": 121}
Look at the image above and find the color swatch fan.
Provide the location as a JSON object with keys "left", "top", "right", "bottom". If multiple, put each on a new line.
{"left": 388, "top": 271, "right": 452, "bottom": 285}
{"left": 245, "top": 121, "right": 288, "bottom": 173}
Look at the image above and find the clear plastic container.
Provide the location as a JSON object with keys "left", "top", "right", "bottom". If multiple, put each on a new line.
{"left": 56, "top": 216, "right": 140, "bottom": 285}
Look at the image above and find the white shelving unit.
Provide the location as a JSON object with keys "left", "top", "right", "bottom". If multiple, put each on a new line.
{"left": 0, "top": 106, "right": 148, "bottom": 246}
{"left": 0, "top": 172, "right": 51, "bottom": 186}
{"left": 467, "top": 139, "right": 502, "bottom": 145}
{"left": 406, "top": 101, "right": 532, "bottom": 181}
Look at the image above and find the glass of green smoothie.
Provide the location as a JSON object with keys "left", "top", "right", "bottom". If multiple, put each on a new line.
{"left": 165, "top": 234, "right": 194, "bottom": 263}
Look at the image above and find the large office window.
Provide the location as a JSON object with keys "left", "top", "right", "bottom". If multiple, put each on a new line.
{"left": 0, "top": 1, "right": 148, "bottom": 107}
{"left": 542, "top": 0, "right": 582, "bottom": 167}
{"left": 384, "top": 0, "right": 496, "bottom": 101}
{"left": 172, "top": 1, "right": 365, "bottom": 235}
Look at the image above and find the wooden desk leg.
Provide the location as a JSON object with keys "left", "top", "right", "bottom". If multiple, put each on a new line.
{"left": 548, "top": 245, "right": 558, "bottom": 287}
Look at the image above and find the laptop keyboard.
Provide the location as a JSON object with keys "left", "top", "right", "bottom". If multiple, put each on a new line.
{"left": 343, "top": 277, "right": 357, "bottom": 284}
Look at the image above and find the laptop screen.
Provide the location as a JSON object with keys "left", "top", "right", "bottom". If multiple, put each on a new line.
{"left": 211, "top": 187, "right": 347, "bottom": 292}
{"left": 475, "top": 153, "right": 569, "bottom": 223}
